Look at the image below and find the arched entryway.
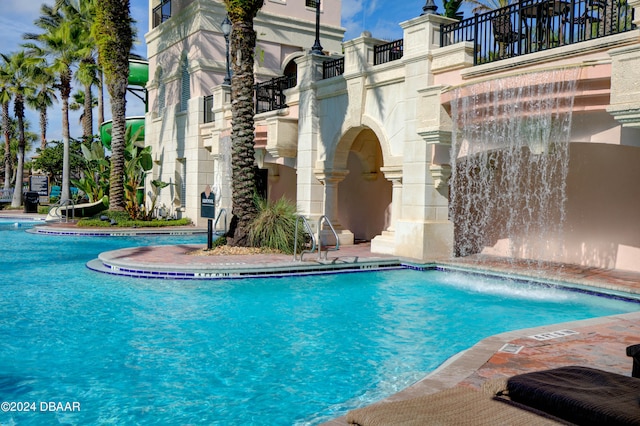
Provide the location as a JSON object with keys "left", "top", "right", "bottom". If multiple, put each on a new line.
{"left": 336, "top": 128, "right": 392, "bottom": 242}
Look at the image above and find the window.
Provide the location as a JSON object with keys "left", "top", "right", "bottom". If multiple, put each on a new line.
{"left": 204, "top": 95, "right": 214, "bottom": 123}
{"left": 152, "top": 0, "right": 171, "bottom": 28}
{"left": 306, "top": 0, "right": 318, "bottom": 7}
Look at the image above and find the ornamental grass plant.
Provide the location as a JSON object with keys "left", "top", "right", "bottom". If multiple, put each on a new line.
{"left": 248, "top": 196, "right": 305, "bottom": 254}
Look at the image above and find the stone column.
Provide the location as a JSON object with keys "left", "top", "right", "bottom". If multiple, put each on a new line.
{"left": 606, "top": 0, "right": 640, "bottom": 126}
{"left": 314, "top": 168, "right": 354, "bottom": 245}
{"left": 371, "top": 166, "right": 403, "bottom": 255}
{"left": 294, "top": 53, "right": 326, "bottom": 226}
{"left": 390, "top": 17, "right": 455, "bottom": 261}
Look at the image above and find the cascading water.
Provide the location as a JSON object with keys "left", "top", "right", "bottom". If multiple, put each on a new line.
{"left": 449, "top": 68, "right": 579, "bottom": 262}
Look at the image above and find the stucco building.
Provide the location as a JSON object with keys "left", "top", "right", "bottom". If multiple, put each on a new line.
{"left": 144, "top": 0, "right": 640, "bottom": 272}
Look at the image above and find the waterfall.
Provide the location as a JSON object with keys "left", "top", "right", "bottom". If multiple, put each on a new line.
{"left": 449, "top": 68, "right": 579, "bottom": 261}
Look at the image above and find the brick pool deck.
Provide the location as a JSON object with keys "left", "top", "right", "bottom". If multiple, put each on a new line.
{"left": 7, "top": 212, "right": 640, "bottom": 424}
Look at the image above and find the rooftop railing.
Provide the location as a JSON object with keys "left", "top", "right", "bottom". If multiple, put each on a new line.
{"left": 323, "top": 57, "right": 345, "bottom": 79}
{"left": 374, "top": 39, "right": 404, "bottom": 65}
{"left": 441, "top": 0, "right": 635, "bottom": 65}
{"left": 255, "top": 74, "right": 297, "bottom": 114}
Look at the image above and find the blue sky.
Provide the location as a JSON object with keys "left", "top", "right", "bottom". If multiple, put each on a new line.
{"left": 0, "top": 0, "right": 455, "bottom": 154}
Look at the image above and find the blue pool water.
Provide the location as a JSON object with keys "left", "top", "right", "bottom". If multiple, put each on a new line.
{"left": 1, "top": 220, "right": 639, "bottom": 425}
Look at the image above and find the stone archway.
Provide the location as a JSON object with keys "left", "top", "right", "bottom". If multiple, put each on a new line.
{"left": 335, "top": 128, "right": 392, "bottom": 242}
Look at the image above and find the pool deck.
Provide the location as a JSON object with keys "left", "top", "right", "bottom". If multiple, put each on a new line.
{"left": 6, "top": 211, "right": 640, "bottom": 424}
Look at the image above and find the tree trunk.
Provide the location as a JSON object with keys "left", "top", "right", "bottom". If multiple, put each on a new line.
{"left": 60, "top": 68, "right": 72, "bottom": 202}
{"left": 95, "top": 0, "right": 133, "bottom": 212}
{"left": 2, "top": 101, "right": 11, "bottom": 191}
{"left": 97, "top": 70, "right": 104, "bottom": 130}
{"left": 39, "top": 107, "right": 47, "bottom": 150}
{"left": 10, "top": 96, "right": 26, "bottom": 208}
{"left": 83, "top": 81, "right": 93, "bottom": 140}
{"left": 227, "top": 20, "right": 259, "bottom": 247}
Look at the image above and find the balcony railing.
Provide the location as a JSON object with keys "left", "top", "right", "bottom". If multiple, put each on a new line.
{"left": 441, "top": 0, "right": 634, "bottom": 65}
{"left": 323, "top": 58, "right": 345, "bottom": 79}
{"left": 204, "top": 95, "right": 214, "bottom": 123}
{"left": 152, "top": 0, "right": 172, "bottom": 29}
{"left": 374, "top": 39, "right": 404, "bottom": 65}
{"left": 255, "top": 74, "right": 297, "bottom": 114}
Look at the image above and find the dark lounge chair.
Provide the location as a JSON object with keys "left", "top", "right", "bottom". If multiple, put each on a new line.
{"left": 505, "top": 345, "right": 640, "bottom": 425}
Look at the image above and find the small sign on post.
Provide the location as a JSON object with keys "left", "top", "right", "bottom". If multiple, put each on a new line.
{"left": 201, "top": 185, "right": 216, "bottom": 249}
{"left": 30, "top": 175, "right": 49, "bottom": 203}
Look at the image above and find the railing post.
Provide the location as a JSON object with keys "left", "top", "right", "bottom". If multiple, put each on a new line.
{"left": 473, "top": 13, "right": 479, "bottom": 65}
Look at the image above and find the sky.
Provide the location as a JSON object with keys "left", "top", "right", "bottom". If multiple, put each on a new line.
{"left": 0, "top": 0, "right": 456, "bottom": 157}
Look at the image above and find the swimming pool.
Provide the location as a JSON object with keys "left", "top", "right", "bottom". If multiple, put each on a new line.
{"left": 1, "top": 221, "right": 639, "bottom": 425}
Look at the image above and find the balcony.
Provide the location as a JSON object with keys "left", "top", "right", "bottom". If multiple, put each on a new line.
{"left": 441, "top": 0, "right": 635, "bottom": 65}
{"left": 255, "top": 74, "right": 297, "bottom": 114}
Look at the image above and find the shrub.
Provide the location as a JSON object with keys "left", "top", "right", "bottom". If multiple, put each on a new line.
{"left": 248, "top": 197, "right": 304, "bottom": 254}
{"left": 77, "top": 210, "right": 192, "bottom": 228}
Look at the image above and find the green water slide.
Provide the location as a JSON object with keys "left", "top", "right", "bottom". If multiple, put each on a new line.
{"left": 99, "top": 116, "right": 145, "bottom": 150}
{"left": 128, "top": 59, "right": 149, "bottom": 87}
{"left": 100, "top": 60, "right": 149, "bottom": 150}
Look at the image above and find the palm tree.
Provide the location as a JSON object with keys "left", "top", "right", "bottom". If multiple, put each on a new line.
{"left": 464, "top": 0, "right": 511, "bottom": 14}
{"left": 69, "top": 89, "right": 98, "bottom": 140}
{"left": 93, "top": 0, "right": 134, "bottom": 212}
{"left": 0, "top": 63, "right": 12, "bottom": 190}
{"left": 25, "top": 64, "right": 58, "bottom": 150}
{"left": 56, "top": 0, "right": 100, "bottom": 142}
{"left": 0, "top": 52, "right": 42, "bottom": 207}
{"left": 24, "top": 5, "right": 84, "bottom": 203}
{"left": 224, "top": 0, "right": 265, "bottom": 247}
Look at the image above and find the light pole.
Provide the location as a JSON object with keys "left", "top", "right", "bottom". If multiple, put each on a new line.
{"left": 310, "top": 0, "right": 324, "bottom": 55}
{"left": 421, "top": 0, "right": 438, "bottom": 15}
{"left": 221, "top": 16, "right": 232, "bottom": 84}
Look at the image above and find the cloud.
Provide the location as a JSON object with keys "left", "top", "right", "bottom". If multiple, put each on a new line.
{"left": 342, "top": 0, "right": 364, "bottom": 22}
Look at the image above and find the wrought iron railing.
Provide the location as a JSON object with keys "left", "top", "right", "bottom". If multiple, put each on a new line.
{"left": 374, "top": 39, "right": 404, "bottom": 65}
{"left": 441, "top": 0, "right": 635, "bottom": 65}
{"left": 323, "top": 57, "right": 345, "bottom": 79}
{"left": 203, "top": 95, "right": 214, "bottom": 123}
{"left": 152, "top": 0, "right": 172, "bottom": 28}
{"left": 255, "top": 74, "right": 297, "bottom": 114}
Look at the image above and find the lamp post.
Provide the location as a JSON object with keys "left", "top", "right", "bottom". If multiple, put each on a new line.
{"left": 221, "top": 16, "right": 232, "bottom": 84}
{"left": 310, "top": 0, "right": 324, "bottom": 55}
{"left": 421, "top": 0, "right": 438, "bottom": 15}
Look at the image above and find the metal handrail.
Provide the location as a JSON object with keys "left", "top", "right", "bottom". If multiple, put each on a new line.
{"left": 293, "top": 215, "right": 316, "bottom": 262}
{"left": 317, "top": 215, "right": 340, "bottom": 260}
{"left": 51, "top": 199, "right": 76, "bottom": 223}
{"left": 213, "top": 208, "right": 227, "bottom": 235}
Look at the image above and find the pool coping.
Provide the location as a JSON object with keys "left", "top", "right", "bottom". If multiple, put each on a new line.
{"left": 322, "top": 310, "right": 640, "bottom": 425}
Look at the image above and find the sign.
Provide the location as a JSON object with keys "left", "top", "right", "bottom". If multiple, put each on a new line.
{"left": 200, "top": 185, "right": 216, "bottom": 219}
{"left": 30, "top": 175, "right": 49, "bottom": 197}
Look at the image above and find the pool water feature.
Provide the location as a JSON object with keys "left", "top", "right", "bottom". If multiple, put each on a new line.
{"left": 449, "top": 68, "right": 579, "bottom": 259}
{"left": 1, "top": 222, "right": 639, "bottom": 425}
